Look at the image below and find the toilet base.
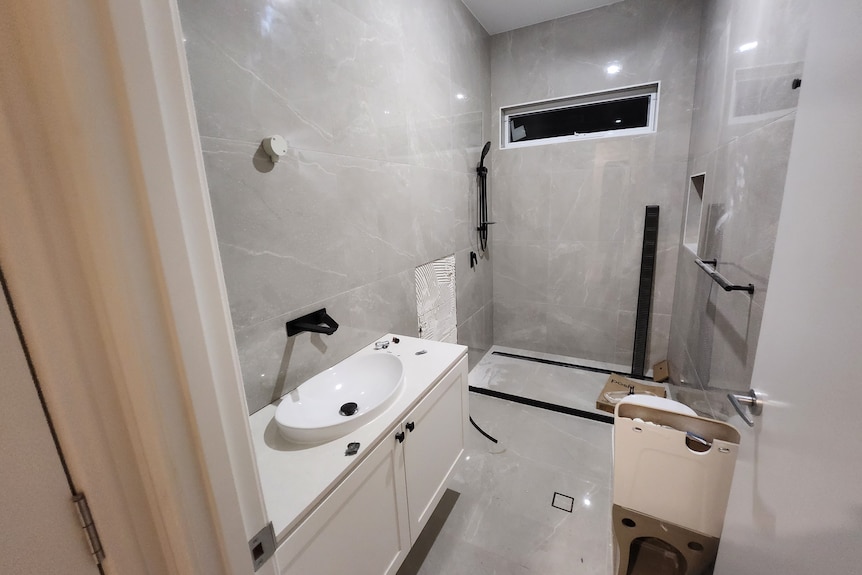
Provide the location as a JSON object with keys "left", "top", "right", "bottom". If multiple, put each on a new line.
{"left": 612, "top": 505, "right": 720, "bottom": 575}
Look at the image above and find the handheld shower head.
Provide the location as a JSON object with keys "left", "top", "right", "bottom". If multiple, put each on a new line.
{"left": 479, "top": 141, "right": 491, "bottom": 168}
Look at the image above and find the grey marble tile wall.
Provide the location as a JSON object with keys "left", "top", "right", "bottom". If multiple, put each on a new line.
{"left": 176, "top": 0, "right": 493, "bottom": 413}
{"left": 455, "top": 246, "right": 494, "bottom": 367}
{"left": 488, "top": 0, "right": 701, "bottom": 367}
{"left": 667, "top": 0, "right": 811, "bottom": 413}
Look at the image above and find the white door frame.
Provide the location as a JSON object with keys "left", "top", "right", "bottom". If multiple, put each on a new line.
{"left": 0, "top": 0, "right": 270, "bottom": 573}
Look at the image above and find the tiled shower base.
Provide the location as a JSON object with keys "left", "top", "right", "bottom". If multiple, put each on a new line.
{"left": 470, "top": 345, "right": 668, "bottom": 418}
{"left": 469, "top": 346, "right": 715, "bottom": 420}
{"left": 398, "top": 347, "right": 625, "bottom": 575}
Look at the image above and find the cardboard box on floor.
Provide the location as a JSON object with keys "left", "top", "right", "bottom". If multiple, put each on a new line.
{"left": 652, "top": 360, "right": 670, "bottom": 382}
{"left": 596, "top": 373, "right": 667, "bottom": 414}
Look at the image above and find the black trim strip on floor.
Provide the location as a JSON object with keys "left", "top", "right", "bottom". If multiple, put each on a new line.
{"left": 469, "top": 386, "right": 614, "bottom": 425}
{"left": 491, "top": 351, "right": 653, "bottom": 382}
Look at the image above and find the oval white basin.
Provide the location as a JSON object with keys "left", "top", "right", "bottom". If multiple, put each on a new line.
{"left": 274, "top": 353, "right": 405, "bottom": 444}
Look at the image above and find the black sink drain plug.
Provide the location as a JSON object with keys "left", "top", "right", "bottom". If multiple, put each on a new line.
{"left": 339, "top": 402, "right": 358, "bottom": 416}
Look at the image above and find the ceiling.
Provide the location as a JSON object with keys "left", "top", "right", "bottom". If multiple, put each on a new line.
{"left": 461, "top": 0, "right": 625, "bottom": 35}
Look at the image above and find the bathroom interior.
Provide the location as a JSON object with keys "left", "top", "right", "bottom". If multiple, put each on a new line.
{"left": 175, "top": 0, "right": 809, "bottom": 572}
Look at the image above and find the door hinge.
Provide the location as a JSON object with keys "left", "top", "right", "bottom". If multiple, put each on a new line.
{"left": 72, "top": 493, "right": 105, "bottom": 566}
{"left": 249, "top": 522, "right": 276, "bottom": 571}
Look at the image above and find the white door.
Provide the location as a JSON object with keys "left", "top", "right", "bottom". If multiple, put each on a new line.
{"left": 0, "top": 277, "right": 99, "bottom": 574}
{"left": 714, "top": 2, "right": 862, "bottom": 573}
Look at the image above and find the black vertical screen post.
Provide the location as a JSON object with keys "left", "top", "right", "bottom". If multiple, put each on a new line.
{"left": 631, "top": 205, "right": 659, "bottom": 377}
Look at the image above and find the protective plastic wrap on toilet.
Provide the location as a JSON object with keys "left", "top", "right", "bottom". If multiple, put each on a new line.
{"left": 612, "top": 399, "right": 741, "bottom": 538}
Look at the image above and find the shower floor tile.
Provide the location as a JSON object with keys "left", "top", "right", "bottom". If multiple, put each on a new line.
{"left": 468, "top": 345, "right": 642, "bottom": 417}
{"left": 398, "top": 390, "right": 615, "bottom": 575}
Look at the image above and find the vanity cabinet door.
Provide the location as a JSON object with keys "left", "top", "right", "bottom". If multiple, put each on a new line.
{"left": 274, "top": 434, "right": 411, "bottom": 575}
{"left": 401, "top": 357, "right": 467, "bottom": 543}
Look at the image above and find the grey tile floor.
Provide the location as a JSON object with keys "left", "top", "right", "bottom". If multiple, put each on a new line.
{"left": 399, "top": 349, "right": 617, "bottom": 575}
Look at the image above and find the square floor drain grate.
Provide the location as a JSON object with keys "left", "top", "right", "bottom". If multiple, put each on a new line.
{"left": 551, "top": 492, "right": 574, "bottom": 513}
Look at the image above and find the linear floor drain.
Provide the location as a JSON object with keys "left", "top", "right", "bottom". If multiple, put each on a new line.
{"left": 552, "top": 492, "right": 574, "bottom": 513}
{"left": 491, "top": 351, "right": 653, "bottom": 382}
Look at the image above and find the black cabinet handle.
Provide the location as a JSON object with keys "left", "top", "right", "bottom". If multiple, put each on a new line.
{"left": 406, "top": 421, "right": 415, "bottom": 432}
{"left": 395, "top": 431, "right": 405, "bottom": 443}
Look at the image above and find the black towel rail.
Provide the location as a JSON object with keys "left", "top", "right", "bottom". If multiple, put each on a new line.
{"left": 694, "top": 258, "right": 755, "bottom": 294}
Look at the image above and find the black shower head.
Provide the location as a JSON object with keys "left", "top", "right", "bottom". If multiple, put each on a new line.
{"left": 479, "top": 141, "right": 491, "bottom": 167}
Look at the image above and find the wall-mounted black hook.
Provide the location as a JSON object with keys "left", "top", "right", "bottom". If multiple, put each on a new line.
{"left": 470, "top": 251, "right": 478, "bottom": 268}
{"left": 286, "top": 308, "right": 339, "bottom": 337}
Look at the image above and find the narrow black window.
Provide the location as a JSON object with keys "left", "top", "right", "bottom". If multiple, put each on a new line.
{"left": 510, "top": 96, "right": 650, "bottom": 142}
{"left": 502, "top": 83, "right": 658, "bottom": 148}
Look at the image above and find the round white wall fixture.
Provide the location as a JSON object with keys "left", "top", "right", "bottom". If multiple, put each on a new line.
{"left": 262, "top": 135, "right": 287, "bottom": 163}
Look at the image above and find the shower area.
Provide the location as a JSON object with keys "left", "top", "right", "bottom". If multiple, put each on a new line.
{"left": 479, "top": 1, "right": 702, "bottom": 383}
{"left": 471, "top": 0, "right": 809, "bottom": 420}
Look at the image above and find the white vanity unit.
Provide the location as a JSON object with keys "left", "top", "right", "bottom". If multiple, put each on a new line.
{"left": 248, "top": 335, "right": 468, "bottom": 574}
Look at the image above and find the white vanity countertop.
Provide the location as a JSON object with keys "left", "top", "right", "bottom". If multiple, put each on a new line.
{"left": 248, "top": 334, "right": 467, "bottom": 541}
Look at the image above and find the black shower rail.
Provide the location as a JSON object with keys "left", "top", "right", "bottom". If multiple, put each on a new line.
{"left": 694, "top": 258, "right": 755, "bottom": 294}
{"left": 476, "top": 141, "right": 494, "bottom": 252}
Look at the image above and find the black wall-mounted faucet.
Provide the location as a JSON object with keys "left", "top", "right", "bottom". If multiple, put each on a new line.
{"left": 286, "top": 308, "right": 339, "bottom": 337}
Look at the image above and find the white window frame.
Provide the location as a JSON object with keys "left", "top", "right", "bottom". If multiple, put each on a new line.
{"left": 500, "top": 82, "right": 661, "bottom": 149}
